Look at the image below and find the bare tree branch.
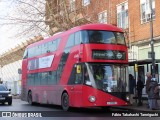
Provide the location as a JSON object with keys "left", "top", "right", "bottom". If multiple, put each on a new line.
{"left": 0, "top": 0, "right": 109, "bottom": 38}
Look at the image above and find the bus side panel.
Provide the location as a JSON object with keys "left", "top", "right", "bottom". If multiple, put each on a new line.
{"left": 50, "top": 36, "right": 69, "bottom": 71}
{"left": 58, "top": 45, "right": 83, "bottom": 107}
{"left": 21, "top": 59, "right": 28, "bottom": 101}
{"left": 66, "top": 85, "right": 83, "bottom": 107}
{"left": 59, "top": 46, "right": 80, "bottom": 85}
{"left": 27, "top": 85, "right": 63, "bottom": 105}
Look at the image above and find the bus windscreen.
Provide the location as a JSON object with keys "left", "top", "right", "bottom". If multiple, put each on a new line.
{"left": 81, "top": 30, "right": 125, "bottom": 45}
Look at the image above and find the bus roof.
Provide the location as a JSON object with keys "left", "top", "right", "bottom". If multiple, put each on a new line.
{"left": 74, "top": 23, "right": 123, "bottom": 32}
{"left": 27, "top": 23, "right": 123, "bottom": 48}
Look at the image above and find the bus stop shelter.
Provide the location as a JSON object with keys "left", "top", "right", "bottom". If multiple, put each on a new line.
{"left": 129, "top": 59, "right": 160, "bottom": 83}
{"left": 129, "top": 59, "right": 160, "bottom": 102}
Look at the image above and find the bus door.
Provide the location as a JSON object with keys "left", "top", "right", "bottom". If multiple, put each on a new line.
{"left": 68, "top": 64, "right": 83, "bottom": 107}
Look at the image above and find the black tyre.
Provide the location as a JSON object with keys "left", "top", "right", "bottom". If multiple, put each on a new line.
{"left": 8, "top": 100, "right": 12, "bottom": 105}
{"left": 28, "top": 91, "right": 33, "bottom": 105}
{"left": 101, "top": 106, "right": 110, "bottom": 112}
{"left": 61, "top": 93, "right": 69, "bottom": 111}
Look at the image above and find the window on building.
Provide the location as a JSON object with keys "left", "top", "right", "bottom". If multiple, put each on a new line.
{"left": 70, "top": 0, "right": 75, "bottom": 12}
{"left": 140, "top": 0, "right": 155, "bottom": 23}
{"left": 82, "top": 0, "right": 90, "bottom": 6}
{"left": 117, "top": 2, "right": 128, "bottom": 29}
{"left": 98, "top": 11, "right": 107, "bottom": 24}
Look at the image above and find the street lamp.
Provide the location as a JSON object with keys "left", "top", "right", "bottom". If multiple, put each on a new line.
{"left": 149, "top": 0, "right": 156, "bottom": 79}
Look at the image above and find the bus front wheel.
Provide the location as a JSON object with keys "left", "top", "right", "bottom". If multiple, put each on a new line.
{"left": 28, "top": 91, "right": 33, "bottom": 105}
{"left": 61, "top": 93, "right": 69, "bottom": 111}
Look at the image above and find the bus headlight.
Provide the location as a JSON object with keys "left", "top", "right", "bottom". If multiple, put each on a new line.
{"left": 89, "top": 96, "right": 96, "bottom": 103}
{"left": 126, "top": 95, "right": 130, "bottom": 101}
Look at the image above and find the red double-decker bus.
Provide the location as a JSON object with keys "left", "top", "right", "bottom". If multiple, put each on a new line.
{"left": 21, "top": 23, "right": 130, "bottom": 111}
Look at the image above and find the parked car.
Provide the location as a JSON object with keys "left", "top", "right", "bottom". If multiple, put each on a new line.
{"left": 0, "top": 84, "right": 12, "bottom": 105}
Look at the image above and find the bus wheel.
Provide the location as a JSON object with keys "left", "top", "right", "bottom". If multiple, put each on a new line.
{"left": 8, "top": 100, "right": 12, "bottom": 105}
{"left": 61, "top": 93, "right": 69, "bottom": 111}
{"left": 28, "top": 91, "right": 33, "bottom": 105}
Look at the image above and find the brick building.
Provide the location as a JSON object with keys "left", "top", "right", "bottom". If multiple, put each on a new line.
{"left": 45, "top": 0, "right": 160, "bottom": 82}
{"left": 46, "top": 0, "right": 160, "bottom": 60}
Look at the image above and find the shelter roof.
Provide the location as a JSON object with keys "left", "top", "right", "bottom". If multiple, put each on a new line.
{"left": 129, "top": 59, "right": 160, "bottom": 66}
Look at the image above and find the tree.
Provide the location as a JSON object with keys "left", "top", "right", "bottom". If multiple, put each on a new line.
{"left": 0, "top": 0, "right": 110, "bottom": 37}
{"left": 45, "top": 0, "right": 109, "bottom": 35}
{"left": 0, "top": 0, "right": 49, "bottom": 39}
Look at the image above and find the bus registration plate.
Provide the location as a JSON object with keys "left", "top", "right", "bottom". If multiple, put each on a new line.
{"left": 107, "top": 102, "right": 117, "bottom": 105}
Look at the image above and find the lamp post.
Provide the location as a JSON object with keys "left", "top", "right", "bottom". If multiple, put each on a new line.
{"left": 149, "top": 0, "right": 155, "bottom": 79}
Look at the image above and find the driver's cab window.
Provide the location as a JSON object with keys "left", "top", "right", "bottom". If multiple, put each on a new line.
{"left": 84, "top": 66, "right": 92, "bottom": 86}
{"left": 23, "top": 49, "right": 28, "bottom": 59}
{"left": 68, "top": 64, "right": 83, "bottom": 85}
{"left": 75, "top": 64, "right": 83, "bottom": 84}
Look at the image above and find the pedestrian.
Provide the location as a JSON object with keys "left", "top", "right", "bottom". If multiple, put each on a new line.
{"left": 146, "top": 72, "right": 152, "bottom": 108}
{"left": 136, "top": 75, "right": 144, "bottom": 106}
{"left": 129, "top": 74, "right": 136, "bottom": 105}
{"left": 148, "top": 78, "right": 159, "bottom": 110}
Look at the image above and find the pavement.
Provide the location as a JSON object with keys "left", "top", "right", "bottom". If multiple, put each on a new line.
{"left": 114, "top": 100, "right": 160, "bottom": 112}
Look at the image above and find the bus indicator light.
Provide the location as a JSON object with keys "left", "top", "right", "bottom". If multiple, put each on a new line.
{"left": 76, "top": 65, "right": 81, "bottom": 73}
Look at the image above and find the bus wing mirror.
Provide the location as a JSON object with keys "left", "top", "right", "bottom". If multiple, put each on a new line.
{"left": 76, "top": 65, "right": 81, "bottom": 74}
{"left": 18, "top": 68, "right": 22, "bottom": 74}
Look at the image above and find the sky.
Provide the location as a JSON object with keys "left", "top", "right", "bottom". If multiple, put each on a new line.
{"left": 0, "top": 1, "right": 18, "bottom": 54}
{"left": 0, "top": 0, "right": 47, "bottom": 54}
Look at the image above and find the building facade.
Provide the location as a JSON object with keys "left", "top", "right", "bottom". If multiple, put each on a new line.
{"left": 46, "top": 0, "right": 160, "bottom": 83}
{"left": 46, "top": 0, "right": 160, "bottom": 60}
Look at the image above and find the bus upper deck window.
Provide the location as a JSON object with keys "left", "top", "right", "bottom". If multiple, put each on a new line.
{"left": 81, "top": 31, "right": 89, "bottom": 43}
{"left": 116, "top": 32, "right": 125, "bottom": 45}
{"left": 23, "top": 49, "right": 28, "bottom": 59}
{"left": 89, "top": 31, "right": 102, "bottom": 43}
